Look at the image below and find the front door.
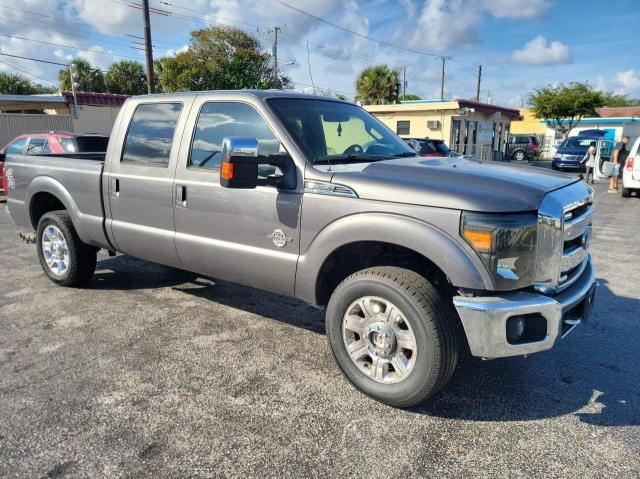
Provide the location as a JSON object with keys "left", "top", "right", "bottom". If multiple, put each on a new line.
{"left": 105, "top": 99, "right": 193, "bottom": 266}
{"left": 173, "top": 98, "right": 302, "bottom": 296}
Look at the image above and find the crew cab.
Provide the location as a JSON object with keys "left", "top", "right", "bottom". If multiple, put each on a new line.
{"left": 5, "top": 91, "right": 597, "bottom": 407}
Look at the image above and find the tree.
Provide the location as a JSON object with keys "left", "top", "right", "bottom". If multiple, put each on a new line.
{"left": 355, "top": 65, "right": 400, "bottom": 105}
{"left": 0, "top": 72, "right": 54, "bottom": 94}
{"left": 529, "top": 82, "right": 604, "bottom": 137}
{"left": 155, "top": 26, "right": 291, "bottom": 93}
{"left": 601, "top": 92, "right": 640, "bottom": 107}
{"left": 105, "top": 60, "right": 147, "bottom": 95}
{"left": 58, "top": 58, "right": 106, "bottom": 92}
{"left": 400, "top": 94, "right": 421, "bottom": 101}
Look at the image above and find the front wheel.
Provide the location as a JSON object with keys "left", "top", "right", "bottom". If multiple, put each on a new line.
{"left": 326, "top": 267, "right": 459, "bottom": 407}
{"left": 36, "top": 211, "right": 97, "bottom": 286}
{"left": 512, "top": 150, "right": 526, "bottom": 161}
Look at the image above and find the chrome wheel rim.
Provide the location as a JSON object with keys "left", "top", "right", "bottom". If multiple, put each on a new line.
{"left": 342, "top": 296, "right": 417, "bottom": 384}
{"left": 515, "top": 151, "right": 525, "bottom": 161}
{"left": 41, "top": 225, "right": 69, "bottom": 276}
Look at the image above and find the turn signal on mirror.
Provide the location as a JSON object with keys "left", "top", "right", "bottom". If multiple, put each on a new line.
{"left": 221, "top": 161, "right": 234, "bottom": 181}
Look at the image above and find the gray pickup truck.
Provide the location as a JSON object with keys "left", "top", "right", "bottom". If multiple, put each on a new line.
{"left": 4, "top": 91, "right": 596, "bottom": 407}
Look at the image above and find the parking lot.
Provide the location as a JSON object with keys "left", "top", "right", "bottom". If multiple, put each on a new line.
{"left": 1, "top": 175, "right": 639, "bottom": 478}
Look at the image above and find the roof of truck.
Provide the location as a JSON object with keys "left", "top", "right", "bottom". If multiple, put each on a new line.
{"left": 130, "top": 89, "right": 348, "bottom": 102}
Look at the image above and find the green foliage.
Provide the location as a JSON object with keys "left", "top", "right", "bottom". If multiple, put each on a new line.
{"left": 57, "top": 58, "right": 106, "bottom": 92}
{"left": 400, "top": 94, "right": 421, "bottom": 101}
{"left": 155, "top": 26, "right": 291, "bottom": 93}
{"left": 600, "top": 92, "right": 640, "bottom": 107}
{"left": 355, "top": 65, "right": 400, "bottom": 105}
{"left": 105, "top": 61, "right": 147, "bottom": 95}
{"left": 529, "top": 82, "right": 604, "bottom": 136}
{"left": 0, "top": 72, "right": 56, "bottom": 95}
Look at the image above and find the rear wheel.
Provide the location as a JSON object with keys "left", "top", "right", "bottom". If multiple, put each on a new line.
{"left": 326, "top": 266, "right": 459, "bottom": 407}
{"left": 36, "top": 211, "right": 97, "bottom": 286}
{"left": 512, "top": 150, "right": 526, "bottom": 161}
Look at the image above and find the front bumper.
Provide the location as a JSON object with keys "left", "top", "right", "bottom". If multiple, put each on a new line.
{"left": 453, "top": 255, "right": 596, "bottom": 358}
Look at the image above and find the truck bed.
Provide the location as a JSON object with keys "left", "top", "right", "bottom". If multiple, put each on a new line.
{"left": 5, "top": 153, "right": 111, "bottom": 249}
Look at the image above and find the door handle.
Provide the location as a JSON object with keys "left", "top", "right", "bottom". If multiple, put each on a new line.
{"left": 175, "top": 184, "right": 187, "bottom": 208}
{"left": 112, "top": 178, "right": 120, "bottom": 198}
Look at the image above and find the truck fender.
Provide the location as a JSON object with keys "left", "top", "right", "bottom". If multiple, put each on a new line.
{"left": 25, "top": 176, "right": 94, "bottom": 244}
{"left": 294, "top": 212, "right": 493, "bottom": 305}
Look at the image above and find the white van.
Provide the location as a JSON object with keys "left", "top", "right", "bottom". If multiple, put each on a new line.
{"left": 621, "top": 137, "right": 640, "bottom": 197}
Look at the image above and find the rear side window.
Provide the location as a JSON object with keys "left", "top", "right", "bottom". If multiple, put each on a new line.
{"left": 5, "top": 137, "right": 28, "bottom": 155}
{"left": 122, "top": 102, "right": 182, "bottom": 166}
{"left": 75, "top": 136, "right": 109, "bottom": 152}
{"left": 189, "top": 102, "right": 278, "bottom": 169}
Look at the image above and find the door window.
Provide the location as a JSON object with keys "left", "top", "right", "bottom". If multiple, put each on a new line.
{"left": 189, "top": 102, "right": 278, "bottom": 169}
{"left": 5, "top": 137, "right": 28, "bottom": 155}
{"left": 26, "top": 137, "right": 50, "bottom": 154}
{"left": 122, "top": 102, "right": 182, "bottom": 166}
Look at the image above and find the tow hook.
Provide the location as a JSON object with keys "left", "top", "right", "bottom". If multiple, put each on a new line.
{"left": 19, "top": 231, "right": 36, "bottom": 244}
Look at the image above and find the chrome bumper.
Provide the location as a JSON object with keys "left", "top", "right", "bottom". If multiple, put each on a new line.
{"left": 453, "top": 256, "right": 596, "bottom": 359}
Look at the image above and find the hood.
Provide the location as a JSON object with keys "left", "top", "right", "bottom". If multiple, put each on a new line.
{"left": 330, "top": 156, "right": 577, "bottom": 212}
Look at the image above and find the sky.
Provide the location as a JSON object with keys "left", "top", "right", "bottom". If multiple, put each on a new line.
{"left": 0, "top": 0, "right": 639, "bottom": 107}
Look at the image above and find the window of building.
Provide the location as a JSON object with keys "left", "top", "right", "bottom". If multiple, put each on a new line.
{"left": 189, "top": 102, "right": 278, "bottom": 169}
{"left": 396, "top": 120, "right": 410, "bottom": 136}
{"left": 121, "top": 102, "right": 182, "bottom": 166}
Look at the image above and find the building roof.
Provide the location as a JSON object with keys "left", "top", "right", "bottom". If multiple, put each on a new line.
{"left": 364, "top": 98, "right": 520, "bottom": 118}
{"left": 596, "top": 107, "right": 640, "bottom": 118}
{"left": 0, "top": 94, "right": 67, "bottom": 111}
{"left": 61, "top": 91, "right": 128, "bottom": 107}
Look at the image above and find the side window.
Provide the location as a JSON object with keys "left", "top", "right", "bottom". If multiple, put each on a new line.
{"left": 122, "top": 102, "right": 182, "bottom": 167}
{"left": 396, "top": 120, "right": 410, "bottom": 136}
{"left": 26, "top": 137, "right": 49, "bottom": 154}
{"left": 5, "top": 137, "right": 28, "bottom": 155}
{"left": 189, "top": 102, "right": 278, "bottom": 169}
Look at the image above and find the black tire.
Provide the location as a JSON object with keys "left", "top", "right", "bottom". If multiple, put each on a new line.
{"left": 621, "top": 187, "right": 631, "bottom": 198}
{"left": 36, "top": 211, "right": 97, "bottom": 286}
{"left": 326, "top": 266, "right": 459, "bottom": 407}
{"left": 512, "top": 150, "right": 526, "bottom": 161}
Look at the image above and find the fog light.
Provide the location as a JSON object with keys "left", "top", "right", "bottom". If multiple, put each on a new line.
{"left": 506, "top": 315, "right": 526, "bottom": 341}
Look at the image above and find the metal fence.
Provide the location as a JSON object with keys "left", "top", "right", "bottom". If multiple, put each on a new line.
{"left": 451, "top": 143, "right": 509, "bottom": 162}
{"left": 0, "top": 113, "right": 73, "bottom": 147}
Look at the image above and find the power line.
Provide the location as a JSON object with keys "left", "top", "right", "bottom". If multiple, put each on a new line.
{"left": 0, "top": 59, "right": 57, "bottom": 85}
{"left": 270, "top": 0, "right": 442, "bottom": 59}
{"left": 0, "top": 52, "right": 69, "bottom": 67}
{"left": 0, "top": 34, "right": 145, "bottom": 61}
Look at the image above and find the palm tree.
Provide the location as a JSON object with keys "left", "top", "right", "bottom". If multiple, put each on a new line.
{"left": 355, "top": 65, "right": 400, "bottom": 105}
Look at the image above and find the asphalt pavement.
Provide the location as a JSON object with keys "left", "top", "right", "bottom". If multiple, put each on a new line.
{"left": 1, "top": 172, "right": 639, "bottom": 478}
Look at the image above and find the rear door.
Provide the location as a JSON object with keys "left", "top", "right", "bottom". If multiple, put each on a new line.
{"left": 105, "top": 99, "right": 193, "bottom": 266}
{"left": 172, "top": 97, "right": 302, "bottom": 295}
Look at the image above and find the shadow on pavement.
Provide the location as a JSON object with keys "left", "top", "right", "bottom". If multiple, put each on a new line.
{"left": 87, "top": 257, "right": 638, "bottom": 426}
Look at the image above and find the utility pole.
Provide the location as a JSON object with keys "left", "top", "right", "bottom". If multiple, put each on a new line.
{"left": 440, "top": 57, "right": 448, "bottom": 101}
{"left": 142, "top": 0, "right": 155, "bottom": 93}
{"left": 402, "top": 65, "right": 406, "bottom": 101}
{"left": 476, "top": 65, "right": 482, "bottom": 101}
{"left": 270, "top": 26, "right": 281, "bottom": 89}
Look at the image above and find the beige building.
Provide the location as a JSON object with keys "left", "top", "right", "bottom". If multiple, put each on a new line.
{"left": 364, "top": 99, "right": 521, "bottom": 160}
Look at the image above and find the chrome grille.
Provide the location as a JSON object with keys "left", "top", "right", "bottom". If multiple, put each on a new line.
{"left": 535, "top": 182, "right": 593, "bottom": 295}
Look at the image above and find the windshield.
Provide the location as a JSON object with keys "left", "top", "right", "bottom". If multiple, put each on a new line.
{"left": 268, "top": 98, "right": 415, "bottom": 164}
{"left": 559, "top": 138, "right": 594, "bottom": 150}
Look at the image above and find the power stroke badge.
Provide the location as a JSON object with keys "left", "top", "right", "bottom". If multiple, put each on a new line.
{"left": 267, "top": 229, "right": 292, "bottom": 248}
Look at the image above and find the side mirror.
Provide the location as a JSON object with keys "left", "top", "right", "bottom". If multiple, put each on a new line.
{"left": 220, "top": 137, "right": 297, "bottom": 190}
{"left": 220, "top": 137, "right": 260, "bottom": 189}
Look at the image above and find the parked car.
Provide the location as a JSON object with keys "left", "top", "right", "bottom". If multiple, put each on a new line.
{"left": 0, "top": 132, "right": 108, "bottom": 196}
{"left": 507, "top": 135, "right": 539, "bottom": 161}
{"left": 551, "top": 132, "right": 608, "bottom": 171}
{"left": 622, "top": 136, "right": 640, "bottom": 197}
{"left": 5, "top": 91, "right": 596, "bottom": 407}
{"left": 403, "top": 137, "right": 454, "bottom": 157}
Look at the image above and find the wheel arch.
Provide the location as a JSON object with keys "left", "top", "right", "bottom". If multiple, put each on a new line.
{"left": 294, "top": 212, "right": 493, "bottom": 306}
{"left": 26, "top": 176, "right": 80, "bottom": 230}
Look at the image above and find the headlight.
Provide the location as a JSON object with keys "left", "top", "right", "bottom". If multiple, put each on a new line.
{"left": 461, "top": 212, "right": 538, "bottom": 290}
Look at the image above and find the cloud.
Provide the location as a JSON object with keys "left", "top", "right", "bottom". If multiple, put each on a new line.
{"left": 482, "top": 0, "right": 550, "bottom": 19}
{"left": 511, "top": 36, "right": 572, "bottom": 65}
{"left": 613, "top": 69, "right": 640, "bottom": 95}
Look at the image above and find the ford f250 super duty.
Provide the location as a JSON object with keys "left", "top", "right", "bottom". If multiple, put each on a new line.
{"left": 4, "top": 91, "right": 596, "bottom": 407}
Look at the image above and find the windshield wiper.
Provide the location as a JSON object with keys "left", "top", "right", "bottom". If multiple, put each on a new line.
{"left": 314, "top": 154, "right": 388, "bottom": 165}
{"left": 391, "top": 151, "right": 418, "bottom": 158}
